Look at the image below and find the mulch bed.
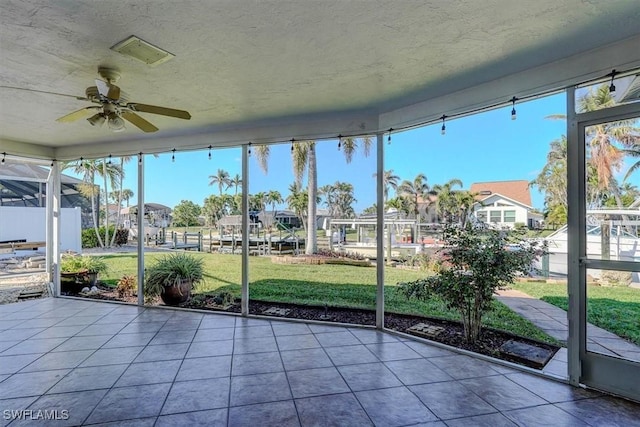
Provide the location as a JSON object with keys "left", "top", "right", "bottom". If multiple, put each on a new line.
{"left": 77, "top": 285, "right": 559, "bottom": 369}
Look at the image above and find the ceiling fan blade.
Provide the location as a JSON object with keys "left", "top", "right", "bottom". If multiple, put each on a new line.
{"left": 95, "top": 79, "right": 120, "bottom": 100}
{"left": 56, "top": 106, "right": 101, "bottom": 123}
{"left": 0, "top": 85, "right": 88, "bottom": 100}
{"left": 127, "top": 103, "right": 191, "bottom": 120}
{"left": 121, "top": 111, "right": 159, "bottom": 132}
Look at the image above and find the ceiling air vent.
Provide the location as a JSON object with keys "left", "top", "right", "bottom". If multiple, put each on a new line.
{"left": 110, "top": 36, "right": 174, "bottom": 66}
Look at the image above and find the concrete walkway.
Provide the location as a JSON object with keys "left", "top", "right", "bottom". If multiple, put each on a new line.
{"left": 496, "top": 289, "right": 640, "bottom": 369}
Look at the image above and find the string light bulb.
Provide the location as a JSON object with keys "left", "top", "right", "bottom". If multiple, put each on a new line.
{"left": 1, "top": 152, "right": 5, "bottom": 165}
{"left": 337, "top": 134, "right": 342, "bottom": 150}
{"left": 138, "top": 153, "right": 143, "bottom": 164}
{"left": 609, "top": 69, "right": 617, "bottom": 95}
{"left": 51, "top": 159, "right": 55, "bottom": 167}
{"left": 208, "top": 145, "right": 212, "bottom": 160}
{"left": 510, "top": 97, "right": 518, "bottom": 120}
{"left": 107, "top": 154, "right": 112, "bottom": 165}
{"left": 440, "top": 115, "right": 447, "bottom": 135}
{"left": 248, "top": 142, "right": 252, "bottom": 156}
{"left": 171, "top": 148, "right": 176, "bottom": 163}
{"left": 291, "top": 138, "right": 295, "bottom": 152}
{"left": 388, "top": 128, "right": 393, "bottom": 145}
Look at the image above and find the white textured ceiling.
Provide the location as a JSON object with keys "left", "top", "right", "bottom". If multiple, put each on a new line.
{"left": 1, "top": 0, "right": 640, "bottom": 158}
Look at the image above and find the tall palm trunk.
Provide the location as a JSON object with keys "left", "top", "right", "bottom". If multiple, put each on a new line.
{"left": 110, "top": 158, "right": 125, "bottom": 247}
{"left": 102, "top": 160, "right": 109, "bottom": 248}
{"left": 88, "top": 172, "right": 104, "bottom": 248}
{"left": 306, "top": 145, "right": 317, "bottom": 254}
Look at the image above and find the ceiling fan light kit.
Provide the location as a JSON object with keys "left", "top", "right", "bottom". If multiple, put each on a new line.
{"left": 50, "top": 67, "right": 190, "bottom": 133}
{"left": 87, "top": 113, "right": 106, "bottom": 127}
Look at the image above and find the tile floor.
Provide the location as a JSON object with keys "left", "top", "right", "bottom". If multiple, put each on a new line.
{"left": 0, "top": 298, "right": 639, "bottom": 426}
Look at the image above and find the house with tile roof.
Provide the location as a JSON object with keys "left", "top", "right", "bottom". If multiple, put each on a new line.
{"left": 470, "top": 180, "right": 543, "bottom": 229}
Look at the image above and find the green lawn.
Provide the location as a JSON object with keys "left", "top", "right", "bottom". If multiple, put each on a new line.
{"left": 511, "top": 281, "right": 640, "bottom": 346}
{"left": 97, "top": 252, "right": 558, "bottom": 344}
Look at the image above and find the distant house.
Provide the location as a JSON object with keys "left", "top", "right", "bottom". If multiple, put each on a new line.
{"left": 258, "top": 210, "right": 301, "bottom": 229}
{"left": 470, "top": 180, "right": 543, "bottom": 229}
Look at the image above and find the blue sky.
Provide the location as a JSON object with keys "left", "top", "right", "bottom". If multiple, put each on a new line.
{"left": 120, "top": 93, "right": 566, "bottom": 212}
{"left": 112, "top": 92, "right": 576, "bottom": 211}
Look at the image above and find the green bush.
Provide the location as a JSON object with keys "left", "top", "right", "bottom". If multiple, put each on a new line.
{"left": 82, "top": 227, "right": 129, "bottom": 248}
{"left": 399, "top": 225, "right": 542, "bottom": 343}
{"left": 60, "top": 254, "right": 108, "bottom": 274}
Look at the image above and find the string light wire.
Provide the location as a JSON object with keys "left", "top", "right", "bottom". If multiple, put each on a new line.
{"left": 4, "top": 67, "right": 633, "bottom": 165}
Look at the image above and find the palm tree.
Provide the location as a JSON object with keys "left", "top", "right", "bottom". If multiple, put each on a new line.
{"left": 230, "top": 174, "right": 243, "bottom": 195}
{"left": 286, "top": 183, "right": 308, "bottom": 233}
{"left": 208, "top": 169, "right": 231, "bottom": 196}
{"left": 255, "top": 137, "right": 370, "bottom": 254}
{"left": 340, "top": 136, "right": 372, "bottom": 164}
{"left": 100, "top": 158, "right": 123, "bottom": 247}
{"left": 256, "top": 140, "right": 318, "bottom": 254}
{"left": 65, "top": 159, "right": 104, "bottom": 247}
{"left": 250, "top": 192, "right": 267, "bottom": 213}
{"left": 121, "top": 189, "right": 134, "bottom": 207}
{"left": 266, "top": 190, "right": 284, "bottom": 230}
{"left": 454, "top": 190, "right": 477, "bottom": 227}
{"left": 386, "top": 196, "right": 410, "bottom": 217}
{"left": 432, "top": 178, "right": 463, "bottom": 224}
{"left": 373, "top": 169, "right": 400, "bottom": 206}
{"left": 530, "top": 136, "right": 568, "bottom": 222}
{"left": 319, "top": 184, "right": 337, "bottom": 217}
{"left": 398, "top": 173, "right": 429, "bottom": 220}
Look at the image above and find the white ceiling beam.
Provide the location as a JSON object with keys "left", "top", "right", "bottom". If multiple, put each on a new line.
{"left": 0, "top": 139, "right": 55, "bottom": 161}
{"left": 380, "top": 35, "right": 640, "bottom": 131}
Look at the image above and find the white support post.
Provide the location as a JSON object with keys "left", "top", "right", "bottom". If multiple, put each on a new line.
{"left": 241, "top": 145, "right": 249, "bottom": 316}
{"left": 566, "top": 86, "right": 582, "bottom": 386}
{"left": 137, "top": 154, "right": 145, "bottom": 306}
{"left": 376, "top": 133, "right": 385, "bottom": 329}
{"left": 46, "top": 162, "right": 61, "bottom": 297}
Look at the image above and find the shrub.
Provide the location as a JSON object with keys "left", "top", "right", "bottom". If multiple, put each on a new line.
{"left": 116, "top": 275, "right": 137, "bottom": 298}
{"left": 60, "top": 255, "right": 108, "bottom": 274}
{"left": 316, "top": 248, "right": 366, "bottom": 260}
{"left": 81, "top": 227, "right": 129, "bottom": 248}
{"left": 398, "top": 225, "right": 542, "bottom": 343}
{"left": 144, "top": 253, "right": 204, "bottom": 299}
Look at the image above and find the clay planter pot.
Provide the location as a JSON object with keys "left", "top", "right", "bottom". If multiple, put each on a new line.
{"left": 160, "top": 280, "right": 193, "bottom": 306}
{"left": 60, "top": 270, "right": 98, "bottom": 294}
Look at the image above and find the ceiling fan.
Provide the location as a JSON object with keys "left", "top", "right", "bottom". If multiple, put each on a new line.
{"left": 52, "top": 67, "right": 190, "bottom": 133}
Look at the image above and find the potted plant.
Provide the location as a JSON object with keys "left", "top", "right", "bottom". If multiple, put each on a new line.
{"left": 60, "top": 255, "right": 108, "bottom": 294}
{"left": 144, "top": 252, "right": 204, "bottom": 305}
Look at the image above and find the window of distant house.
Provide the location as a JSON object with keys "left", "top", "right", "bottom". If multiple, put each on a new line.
{"left": 477, "top": 211, "right": 487, "bottom": 222}
{"left": 490, "top": 210, "right": 501, "bottom": 223}
{"left": 504, "top": 210, "right": 516, "bottom": 222}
